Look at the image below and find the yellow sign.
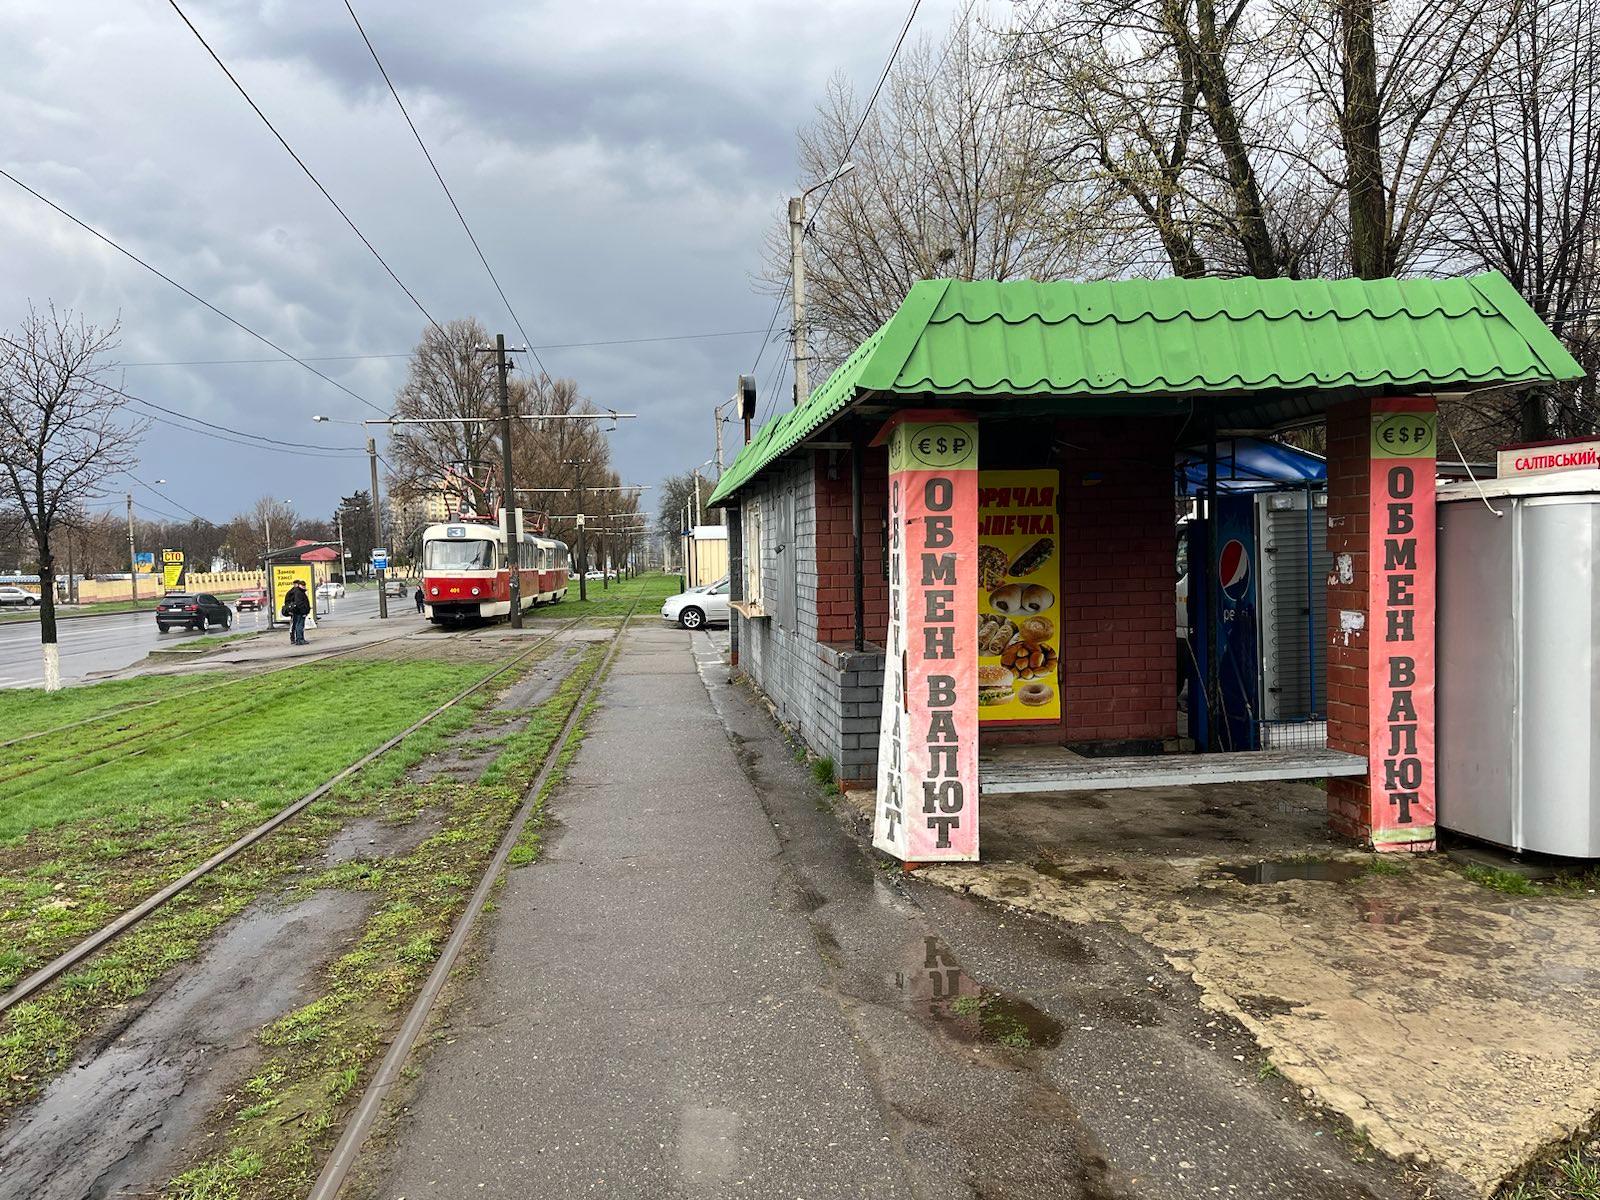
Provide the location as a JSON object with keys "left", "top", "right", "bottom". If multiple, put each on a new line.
{"left": 160, "top": 548, "right": 186, "bottom": 590}
{"left": 976, "top": 470, "right": 1061, "bottom": 725}
{"left": 270, "top": 563, "right": 314, "bottom": 622}
{"left": 886, "top": 418, "right": 979, "bottom": 474}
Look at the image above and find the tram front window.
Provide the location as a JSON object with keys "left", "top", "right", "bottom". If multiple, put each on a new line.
{"left": 426, "top": 539, "right": 496, "bottom": 570}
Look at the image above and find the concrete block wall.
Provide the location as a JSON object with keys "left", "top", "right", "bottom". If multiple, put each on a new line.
{"left": 734, "top": 453, "right": 887, "bottom": 785}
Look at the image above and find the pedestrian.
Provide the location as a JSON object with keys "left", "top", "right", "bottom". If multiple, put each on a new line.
{"left": 413, "top": 585, "right": 425, "bottom": 615}
{"left": 282, "top": 579, "right": 311, "bottom": 645}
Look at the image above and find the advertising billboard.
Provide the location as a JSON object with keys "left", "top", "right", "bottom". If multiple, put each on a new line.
{"left": 160, "top": 549, "right": 185, "bottom": 590}
{"left": 976, "top": 470, "right": 1060, "bottom": 726}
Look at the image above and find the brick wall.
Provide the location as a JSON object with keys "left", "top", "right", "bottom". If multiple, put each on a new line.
{"left": 813, "top": 447, "right": 888, "bottom": 646}
{"left": 1055, "top": 417, "right": 1178, "bottom": 744}
{"left": 1324, "top": 399, "right": 1376, "bottom": 839}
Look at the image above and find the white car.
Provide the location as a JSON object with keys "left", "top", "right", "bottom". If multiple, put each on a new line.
{"left": 316, "top": 581, "right": 346, "bottom": 599}
{"left": 662, "top": 578, "right": 729, "bottom": 629}
{"left": 0, "top": 586, "right": 39, "bottom": 607}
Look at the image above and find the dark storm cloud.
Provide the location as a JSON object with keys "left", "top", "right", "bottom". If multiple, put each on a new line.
{"left": 0, "top": 0, "right": 963, "bottom": 524}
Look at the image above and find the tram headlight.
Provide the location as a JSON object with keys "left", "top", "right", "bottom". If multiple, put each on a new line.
{"left": 471, "top": 586, "right": 480, "bottom": 596}
{"left": 430, "top": 586, "right": 439, "bottom": 596}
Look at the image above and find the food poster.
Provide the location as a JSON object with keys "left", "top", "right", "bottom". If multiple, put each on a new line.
{"left": 976, "top": 470, "right": 1061, "bottom": 724}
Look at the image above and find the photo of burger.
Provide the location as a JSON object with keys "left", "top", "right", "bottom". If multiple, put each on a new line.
{"left": 977, "top": 665, "right": 1015, "bottom": 706}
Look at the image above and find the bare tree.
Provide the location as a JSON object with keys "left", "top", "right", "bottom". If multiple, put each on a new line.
{"left": 777, "top": 18, "right": 1095, "bottom": 373}
{"left": 386, "top": 318, "right": 500, "bottom": 515}
{"left": 1443, "top": 0, "right": 1600, "bottom": 439}
{"left": 1014, "top": 0, "right": 1517, "bottom": 280}
{"left": 0, "top": 305, "right": 147, "bottom": 690}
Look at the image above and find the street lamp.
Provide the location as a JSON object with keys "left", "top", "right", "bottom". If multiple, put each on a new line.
{"left": 789, "top": 160, "right": 855, "bottom": 405}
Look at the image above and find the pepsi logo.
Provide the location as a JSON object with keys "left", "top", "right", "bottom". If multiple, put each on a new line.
{"left": 1218, "top": 539, "right": 1251, "bottom": 600}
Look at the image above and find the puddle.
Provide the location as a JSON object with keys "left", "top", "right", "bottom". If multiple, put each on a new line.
{"left": 893, "top": 935, "right": 1064, "bottom": 1051}
{"left": 0, "top": 890, "right": 369, "bottom": 1200}
{"left": 1215, "top": 859, "right": 1365, "bottom": 885}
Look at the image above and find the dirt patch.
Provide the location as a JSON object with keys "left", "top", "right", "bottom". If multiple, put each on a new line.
{"left": 0, "top": 890, "right": 370, "bottom": 1199}
{"left": 322, "top": 813, "right": 441, "bottom": 866}
{"left": 929, "top": 848, "right": 1600, "bottom": 1193}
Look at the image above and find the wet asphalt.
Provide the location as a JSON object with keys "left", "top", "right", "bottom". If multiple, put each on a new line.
{"left": 373, "top": 624, "right": 1430, "bottom": 1200}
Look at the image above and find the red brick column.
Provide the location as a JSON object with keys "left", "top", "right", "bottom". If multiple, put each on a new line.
{"left": 1324, "top": 397, "right": 1438, "bottom": 848}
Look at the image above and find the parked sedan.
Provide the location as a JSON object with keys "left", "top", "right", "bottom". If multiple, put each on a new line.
{"left": 236, "top": 588, "right": 269, "bottom": 612}
{"left": 316, "top": 580, "right": 346, "bottom": 599}
{"left": 661, "top": 578, "right": 729, "bottom": 629}
{"left": 0, "top": 586, "right": 39, "bottom": 607}
{"left": 157, "top": 593, "right": 233, "bottom": 633}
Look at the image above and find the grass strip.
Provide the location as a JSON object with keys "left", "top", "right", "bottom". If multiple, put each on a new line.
{"left": 164, "top": 641, "right": 607, "bottom": 1199}
{"left": 529, "top": 570, "right": 680, "bottom": 620}
{"left": 0, "top": 670, "right": 241, "bottom": 742}
{"left": 0, "top": 651, "right": 542, "bottom": 1119}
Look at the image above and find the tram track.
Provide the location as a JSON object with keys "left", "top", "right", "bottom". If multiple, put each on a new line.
{"left": 0, "top": 610, "right": 594, "bottom": 1020}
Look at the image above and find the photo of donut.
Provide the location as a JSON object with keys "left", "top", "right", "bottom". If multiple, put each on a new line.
{"left": 989, "top": 583, "right": 1024, "bottom": 614}
{"left": 1018, "top": 681, "right": 1054, "bottom": 707}
{"left": 1020, "top": 584, "right": 1054, "bottom": 613}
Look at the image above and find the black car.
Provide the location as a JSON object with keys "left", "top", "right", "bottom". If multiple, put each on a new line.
{"left": 156, "top": 593, "right": 233, "bottom": 633}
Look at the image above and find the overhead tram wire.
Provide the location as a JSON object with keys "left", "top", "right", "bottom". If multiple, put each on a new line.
{"left": 0, "top": 330, "right": 363, "bottom": 460}
{"left": 125, "top": 474, "right": 211, "bottom": 524}
{"left": 342, "top": 0, "right": 549, "bottom": 381}
{"left": 0, "top": 169, "right": 387, "bottom": 417}
{"left": 748, "top": 0, "right": 926, "bottom": 425}
{"left": 120, "top": 328, "right": 771, "bottom": 368}
{"left": 166, "top": 0, "right": 444, "bottom": 340}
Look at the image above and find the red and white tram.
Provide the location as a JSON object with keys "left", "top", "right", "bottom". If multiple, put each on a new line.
{"left": 421, "top": 519, "right": 569, "bottom": 623}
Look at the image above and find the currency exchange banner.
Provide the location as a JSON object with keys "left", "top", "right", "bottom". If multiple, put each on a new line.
{"left": 1367, "top": 399, "right": 1437, "bottom": 852}
{"left": 872, "top": 412, "right": 980, "bottom": 863}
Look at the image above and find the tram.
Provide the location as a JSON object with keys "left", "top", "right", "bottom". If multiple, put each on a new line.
{"left": 420, "top": 519, "right": 569, "bottom": 624}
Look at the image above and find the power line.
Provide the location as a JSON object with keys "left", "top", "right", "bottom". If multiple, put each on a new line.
{"left": 126, "top": 473, "right": 212, "bottom": 524}
{"left": 0, "top": 168, "right": 388, "bottom": 416}
{"left": 123, "top": 395, "right": 365, "bottom": 457}
{"left": 750, "top": 0, "right": 925, "bottom": 390}
{"left": 342, "top": 0, "right": 548, "bottom": 381}
{"left": 166, "top": 0, "right": 444, "bottom": 339}
{"left": 121, "top": 327, "right": 771, "bottom": 368}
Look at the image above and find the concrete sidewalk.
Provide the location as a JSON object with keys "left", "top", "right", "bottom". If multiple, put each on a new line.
{"left": 373, "top": 623, "right": 914, "bottom": 1197}
{"left": 371, "top": 623, "right": 1433, "bottom": 1200}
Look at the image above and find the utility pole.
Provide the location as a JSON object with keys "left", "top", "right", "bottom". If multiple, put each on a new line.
{"left": 491, "top": 333, "right": 523, "bottom": 628}
{"left": 786, "top": 163, "right": 853, "bottom": 409}
{"left": 369, "top": 436, "right": 388, "bottom": 620}
{"left": 337, "top": 511, "right": 348, "bottom": 586}
{"left": 126, "top": 493, "right": 138, "bottom": 605}
{"left": 788, "top": 195, "right": 807, "bottom": 406}
{"left": 562, "top": 458, "right": 591, "bottom": 603}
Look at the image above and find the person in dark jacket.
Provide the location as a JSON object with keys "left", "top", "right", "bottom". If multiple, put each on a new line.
{"left": 414, "top": 585, "right": 425, "bottom": 615}
{"left": 282, "top": 580, "right": 311, "bottom": 645}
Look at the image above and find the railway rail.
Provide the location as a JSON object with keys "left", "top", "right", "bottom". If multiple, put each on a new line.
{"left": 0, "top": 611, "right": 595, "bottom": 1019}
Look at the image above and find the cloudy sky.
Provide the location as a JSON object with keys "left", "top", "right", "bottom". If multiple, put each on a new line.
{"left": 0, "top": 0, "right": 964, "bottom": 527}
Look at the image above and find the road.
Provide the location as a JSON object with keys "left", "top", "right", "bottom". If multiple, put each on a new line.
{"left": 0, "top": 587, "right": 399, "bottom": 689}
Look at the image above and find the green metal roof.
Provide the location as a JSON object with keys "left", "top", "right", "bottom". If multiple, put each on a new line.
{"left": 708, "top": 272, "right": 1583, "bottom": 506}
